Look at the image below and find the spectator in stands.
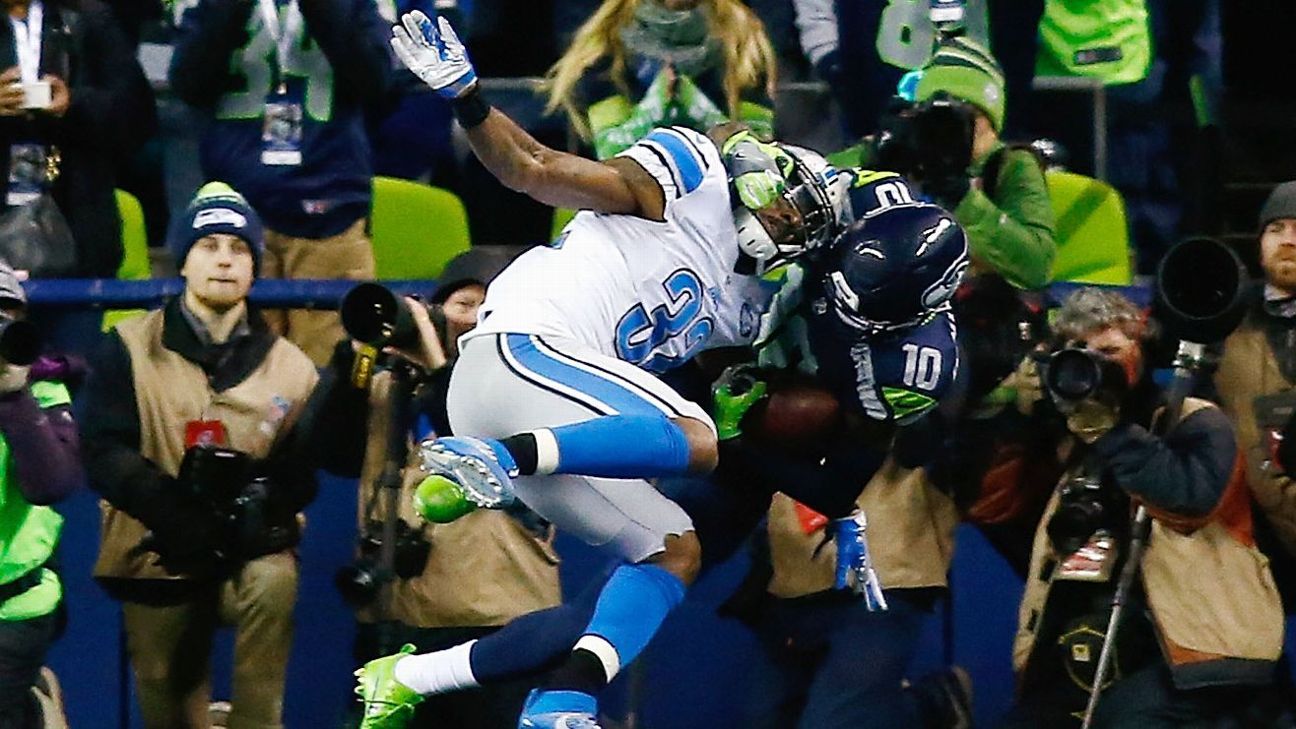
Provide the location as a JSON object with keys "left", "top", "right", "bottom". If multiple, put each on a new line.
{"left": 1034, "top": 0, "right": 1221, "bottom": 274}
{"left": 0, "top": 0, "right": 155, "bottom": 353}
{"left": 322, "top": 246, "right": 561, "bottom": 729}
{"left": 80, "top": 184, "right": 327, "bottom": 729}
{"left": 832, "top": 36, "right": 1056, "bottom": 290}
{"left": 1001, "top": 288, "right": 1286, "bottom": 727}
{"left": 368, "top": 0, "right": 458, "bottom": 186}
{"left": 807, "top": 0, "right": 1042, "bottom": 140}
{"left": 1215, "top": 181, "right": 1296, "bottom": 605}
{"left": 169, "top": 0, "right": 392, "bottom": 364}
{"left": 0, "top": 261, "right": 81, "bottom": 729}
{"left": 544, "top": 0, "right": 778, "bottom": 160}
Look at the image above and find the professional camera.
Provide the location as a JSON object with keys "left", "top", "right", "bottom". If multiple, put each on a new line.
{"left": 341, "top": 282, "right": 453, "bottom": 354}
{"left": 1042, "top": 348, "right": 1130, "bottom": 408}
{"left": 1047, "top": 474, "right": 1123, "bottom": 557}
{"left": 334, "top": 519, "right": 432, "bottom": 607}
{"left": 175, "top": 446, "right": 300, "bottom": 561}
{"left": 341, "top": 282, "right": 423, "bottom": 348}
{"left": 0, "top": 312, "right": 40, "bottom": 366}
{"left": 874, "top": 94, "right": 975, "bottom": 184}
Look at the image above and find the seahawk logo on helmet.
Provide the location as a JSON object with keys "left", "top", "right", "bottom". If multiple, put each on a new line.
{"left": 820, "top": 202, "right": 969, "bottom": 336}
{"left": 724, "top": 137, "right": 850, "bottom": 275}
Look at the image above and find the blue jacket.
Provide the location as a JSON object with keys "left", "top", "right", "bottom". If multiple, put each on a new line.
{"left": 170, "top": 0, "right": 393, "bottom": 238}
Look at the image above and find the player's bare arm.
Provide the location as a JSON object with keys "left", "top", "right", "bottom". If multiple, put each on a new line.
{"left": 391, "top": 10, "right": 666, "bottom": 221}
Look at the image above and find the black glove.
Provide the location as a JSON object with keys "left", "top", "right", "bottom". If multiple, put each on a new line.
{"left": 138, "top": 487, "right": 231, "bottom": 577}
{"left": 924, "top": 173, "right": 971, "bottom": 211}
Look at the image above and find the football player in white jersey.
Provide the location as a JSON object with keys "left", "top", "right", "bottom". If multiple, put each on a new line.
{"left": 357, "top": 11, "right": 849, "bottom": 729}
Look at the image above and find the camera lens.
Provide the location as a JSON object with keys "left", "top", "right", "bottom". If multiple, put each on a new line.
{"left": 0, "top": 317, "right": 40, "bottom": 366}
{"left": 1047, "top": 499, "right": 1106, "bottom": 556}
{"left": 1047, "top": 348, "right": 1102, "bottom": 401}
{"left": 334, "top": 562, "right": 383, "bottom": 607}
{"left": 340, "top": 283, "right": 420, "bottom": 347}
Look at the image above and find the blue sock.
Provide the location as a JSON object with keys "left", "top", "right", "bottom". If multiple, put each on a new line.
{"left": 572, "top": 563, "right": 687, "bottom": 681}
{"left": 538, "top": 415, "right": 693, "bottom": 478}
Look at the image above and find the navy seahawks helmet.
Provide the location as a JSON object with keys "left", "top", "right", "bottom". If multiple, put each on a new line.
{"left": 820, "top": 203, "right": 969, "bottom": 335}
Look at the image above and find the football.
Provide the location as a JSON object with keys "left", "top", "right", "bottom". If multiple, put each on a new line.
{"left": 744, "top": 380, "right": 843, "bottom": 453}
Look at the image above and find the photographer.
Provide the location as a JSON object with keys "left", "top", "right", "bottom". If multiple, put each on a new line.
{"left": 831, "top": 36, "right": 1055, "bottom": 290}
{"left": 0, "top": 261, "right": 80, "bottom": 729}
{"left": 1002, "top": 288, "right": 1285, "bottom": 728}
{"left": 80, "top": 183, "right": 323, "bottom": 729}
{"left": 1216, "top": 181, "right": 1296, "bottom": 596}
{"left": 320, "top": 246, "right": 561, "bottom": 729}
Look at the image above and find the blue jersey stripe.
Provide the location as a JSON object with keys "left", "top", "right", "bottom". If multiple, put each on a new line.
{"left": 504, "top": 334, "right": 670, "bottom": 417}
{"left": 646, "top": 130, "right": 704, "bottom": 193}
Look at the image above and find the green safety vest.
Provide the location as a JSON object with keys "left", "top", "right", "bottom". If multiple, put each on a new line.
{"left": 0, "top": 380, "right": 70, "bottom": 621}
{"left": 1036, "top": 0, "right": 1151, "bottom": 85}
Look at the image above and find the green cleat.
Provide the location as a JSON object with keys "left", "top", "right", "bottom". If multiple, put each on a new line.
{"left": 413, "top": 474, "right": 477, "bottom": 524}
{"left": 355, "top": 644, "right": 424, "bottom": 729}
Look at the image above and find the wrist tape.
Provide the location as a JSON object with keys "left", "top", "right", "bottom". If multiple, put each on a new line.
{"left": 452, "top": 87, "right": 492, "bottom": 129}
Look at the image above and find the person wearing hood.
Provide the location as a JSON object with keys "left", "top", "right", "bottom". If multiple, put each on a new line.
{"left": 544, "top": 0, "right": 778, "bottom": 160}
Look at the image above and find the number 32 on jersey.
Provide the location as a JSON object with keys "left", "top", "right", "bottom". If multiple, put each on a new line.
{"left": 615, "top": 269, "right": 713, "bottom": 373}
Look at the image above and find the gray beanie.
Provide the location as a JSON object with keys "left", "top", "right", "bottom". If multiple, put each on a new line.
{"left": 1259, "top": 181, "right": 1296, "bottom": 232}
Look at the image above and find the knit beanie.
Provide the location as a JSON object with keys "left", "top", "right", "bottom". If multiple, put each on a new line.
{"left": 914, "top": 36, "right": 1006, "bottom": 132}
{"left": 169, "top": 182, "right": 265, "bottom": 272}
{"left": 1259, "top": 181, "right": 1296, "bottom": 232}
{"left": 431, "top": 245, "right": 531, "bottom": 304}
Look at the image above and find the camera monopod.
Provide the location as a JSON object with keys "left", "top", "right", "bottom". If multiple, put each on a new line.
{"left": 337, "top": 282, "right": 424, "bottom": 652}
{"left": 1081, "top": 237, "right": 1249, "bottom": 728}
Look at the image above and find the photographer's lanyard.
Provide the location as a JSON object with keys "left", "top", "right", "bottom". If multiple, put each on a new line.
{"left": 256, "top": 0, "right": 300, "bottom": 96}
{"left": 10, "top": 1, "right": 42, "bottom": 85}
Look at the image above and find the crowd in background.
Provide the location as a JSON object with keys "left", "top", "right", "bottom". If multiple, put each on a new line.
{"left": 6, "top": 0, "right": 1296, "bottom": 728}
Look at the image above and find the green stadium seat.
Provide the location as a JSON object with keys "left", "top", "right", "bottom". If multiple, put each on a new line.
{"left": 1046, "top": 169, "right": 1134, "bottom": 286}
{"left": 102, "top": 189, "right": 150, "bottom": 331}
{"left": 371, "top": 176, "right": 471, "bottom": 279}
{"left": 551, "top": 207, "right": 577, "bottom": 242}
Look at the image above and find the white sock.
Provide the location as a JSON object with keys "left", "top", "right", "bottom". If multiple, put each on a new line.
{"left": 573, "top": 635, "right": 621, "bottom": 682}
{"left": 530, "top": 428, "right": 560, "bottom": 475}
{"left": 393, "top": 640, "right": 480, "bottom": 695}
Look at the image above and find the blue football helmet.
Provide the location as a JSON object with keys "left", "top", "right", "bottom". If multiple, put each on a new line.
{"left": 819, "top": 203, "right": 969, "bottom": 335}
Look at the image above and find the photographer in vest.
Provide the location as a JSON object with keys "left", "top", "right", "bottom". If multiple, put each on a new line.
{"left": 1217, "top": 181, "right": 1296, "bottom": 604}
{"left": 0, "top": 260, "right": 80, "bottom": 729}
{"left": 80, "top": 182, "right": 322, "bottom": 729}
{"left": 1002, "top": 287, "right": 1285, "bottom": 728}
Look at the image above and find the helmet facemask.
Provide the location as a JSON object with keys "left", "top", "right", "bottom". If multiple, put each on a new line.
{"left": 731, "top": 143, "right": 847, "bottom": 275}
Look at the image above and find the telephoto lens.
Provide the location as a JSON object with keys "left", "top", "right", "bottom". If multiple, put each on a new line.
{"left": 0, "top": 315, "right": 40, "bottom": 366}
{"left": 340, "top": 282, "right": 420, "bottom": 348}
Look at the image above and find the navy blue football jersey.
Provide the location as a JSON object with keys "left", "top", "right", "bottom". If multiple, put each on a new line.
{"left": 759, "top": 300, "right": 959, "bottom": 424}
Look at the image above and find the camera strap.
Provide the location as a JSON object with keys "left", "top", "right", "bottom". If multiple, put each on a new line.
{"left": 9, "top": 0, "right": 42, "bottom": 85}
{"left": 0, "top": 564, "right": 44, "bottom": 604}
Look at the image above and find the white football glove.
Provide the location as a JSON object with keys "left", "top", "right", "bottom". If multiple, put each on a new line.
{"left": 390, "top": 11, "right": 478, "bottom": 100}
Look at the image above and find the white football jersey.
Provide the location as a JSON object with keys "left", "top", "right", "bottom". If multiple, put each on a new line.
{"left": 470, "top": 126, "right": 765, "bottom": 373}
